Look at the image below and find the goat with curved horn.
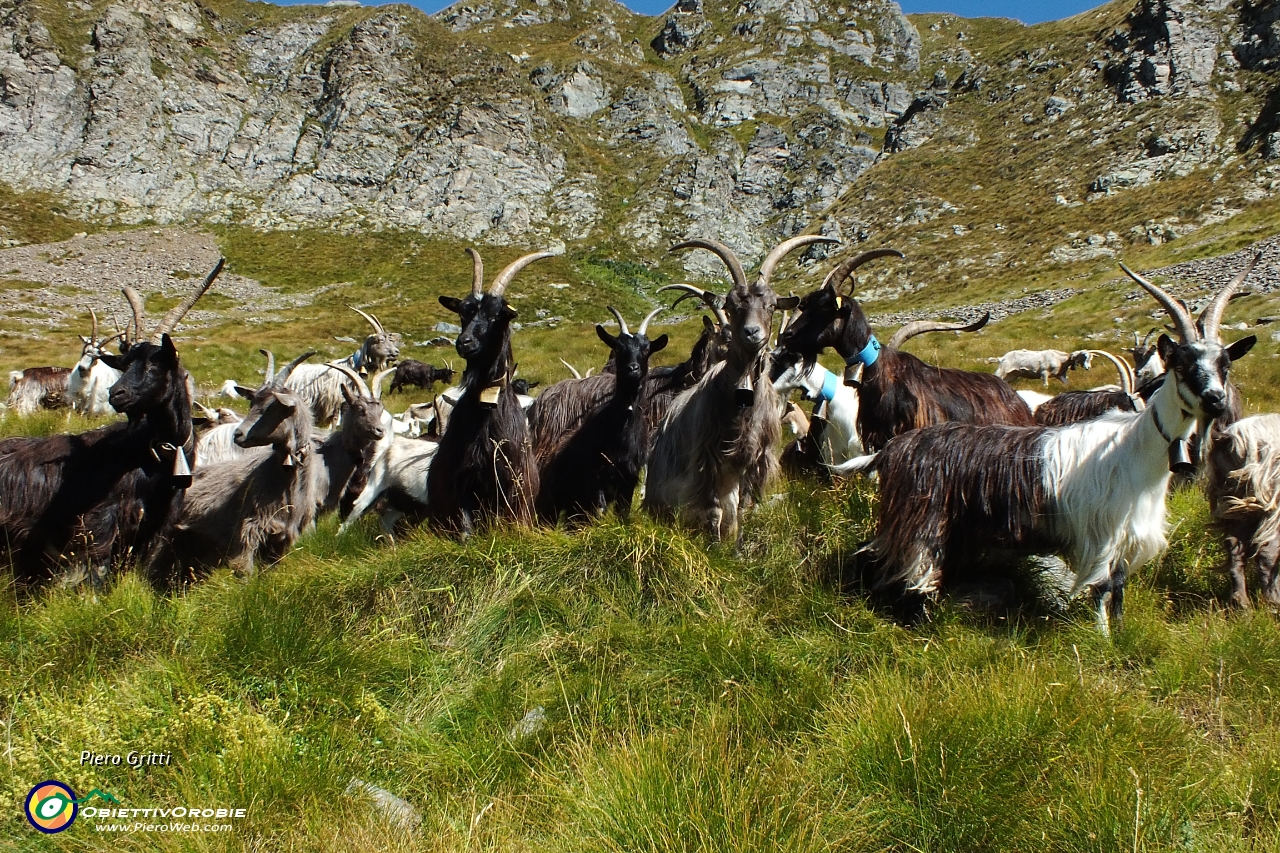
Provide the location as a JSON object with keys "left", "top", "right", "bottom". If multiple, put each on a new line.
{"left": 467, "top": 247, "right": 484, "bottom": 297}
{"left": 821, "top": 248, "right": 907, "bottom": 293}
{"left": 1085, "top": 350, "right": 1137, "bottom": 396}
{"left": 490, "top": 251, "right": 558, "bottom": 297}
{"left": 607, "top": 305, "right": 630, "bottom": 336}
{"left": 887, "top": 311, "right": 990, "bottom": 350}
{"left": 1119, "top": 263, "right": 1198, "bottom": 342}
{"left": 637, "top": 306, "right": 663, "bottom": 337}
{"left": 758, "top": 235, "right": 838, "bottom": 285}
{"left": 658, "top": 283, "right": 730, "bottom": 331}
{"left": 670, "top": 239, "right": 748, "bottom": 288}
{"left": 350, "top": 306, "right": 385, "bottom": 336}
{"left": 152, "top": 258, "right": 225, "bottom": 343}
{"left": 259, "top": 349, "right": 276, "bottom": 384}
{"left": 1200, "top": 251, "right": 1261, "bottom": 342}
{"left": 273, "top": 351, "right": 316, "bottom": 387}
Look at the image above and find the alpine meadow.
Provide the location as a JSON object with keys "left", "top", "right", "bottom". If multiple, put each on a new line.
{"left": 3, "top": 0, "right": 1280, "bottom": 849}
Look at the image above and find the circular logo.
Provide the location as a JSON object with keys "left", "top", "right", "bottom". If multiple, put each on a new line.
{"left": 24, "top": 781, "right": 78, "bottom": 834}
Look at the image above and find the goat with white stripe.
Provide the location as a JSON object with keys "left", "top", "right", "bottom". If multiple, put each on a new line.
{"left": 836, "top": 258, "right": 1257, "bottom": 634}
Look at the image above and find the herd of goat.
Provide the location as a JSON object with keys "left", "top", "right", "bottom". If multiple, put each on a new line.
{"left": 1, "top": 237, "right": 1277, "bottom": 636}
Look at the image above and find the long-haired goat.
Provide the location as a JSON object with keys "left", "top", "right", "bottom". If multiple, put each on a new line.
{"left": 644, "top": 235, "right": 828, "bottom": 540}
{"left": 388, "top": 359, "right": 455, "bottom": 394}
{"left": 146, "top": 351, "right": 321, "bottom": 586}
{"left": 426, "top": 248, "right": 555, "bottom": 534}
{"left": 530, "top": 306, "right": 667, "bottom": 522}
{"left": 6, "top": 367, "right": 71, "bottom": 415}
{"left": 68, "top": 309, "right": 123, "bottom": 416}
{"left": 836, "top": 259, "right": 1258, "bottom": 634}
{"left": 778, "top": 249, "right": 1033, "bottom": 451}
{"left": 0, "top": 262, "right": 221, "bottom": 584}
{"left": 1208, "top": 413, "right": 1280, "bottom": 609}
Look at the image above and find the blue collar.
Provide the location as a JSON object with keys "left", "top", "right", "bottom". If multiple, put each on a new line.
{"left": 844, "top": 334, "right": 881, "bottom": 368}
{"left": 818, "top": 368, "right": 839, "bottom": 402}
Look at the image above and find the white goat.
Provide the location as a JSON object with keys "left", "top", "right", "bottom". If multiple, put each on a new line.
{"left": 772, "top": 358, "right": 864, "bottom": 465}
{"left": 994, "top": 349, "right": 1093, "bottom": 386}
{"left": 68, "top": 310, "right": 123, "bottom": 416}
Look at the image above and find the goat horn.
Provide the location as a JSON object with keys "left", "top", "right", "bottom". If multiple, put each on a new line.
{"left": 259, "top": 349, "right": 276, "bottom": 383}
{"left": 350, "top": 305, "right": 384, "bottom": 336}
{"left": 274, "top": 351, "right": 316, "bottom": 386}
{"left": 151, "top": 257, "right": 224, "bottom": 343}
{"left": 323, "top": 362, "right": 372, "bottom": 399}
{"left": 606, "top": 306, "right": 630, "bottom": 336}
{"left": 670, "top": 238, "right": 748, "bottom": 289}
{"left": 658, "top": 283, "right": 729, "bottom": 330}
{"left": 1200, "top": 251, "right": 1261, "bottom": 342}
{"left": 1119, "top": 262, "right": 1198, "bottom": 343}
{"left": 886, "top": 311, "right": 990, "bottom": 349}
{"left": 637, "top": 306, "right": 663, "bottom": 337}
{"left": 1085, "top": 350, "right": 1135, "bottom": 394}
{"left": 194, "top": 400, "right": 219, "bottom": 419}
{"left": 99, "top": 331, "right": 125, "bottom": 349}
{"left": 559, "top": 358, "right": 582, "bottom": 380}
{"left": 821, "top": 248, "right": 906, "bottom": 294}
{"left": 122, "top": 286, "right": 146, "bottom": 344}
{"left": 758, "top": 235, "right": 839, "bottom": 287}
{"left": 466, "top": 247, "right": 484, "bottom": 297}
{"left": 489, "top": 250, "right": 557, "bottom": 297}
{"left": 89, "top": 307, "right": 99, "bottom": 343}
{"left": 370, "top": 367, "right": 396, "bottom": 401}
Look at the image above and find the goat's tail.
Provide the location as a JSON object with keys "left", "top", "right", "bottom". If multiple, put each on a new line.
{"left": 828, "top": 452, "right": 879, "bottom": 477}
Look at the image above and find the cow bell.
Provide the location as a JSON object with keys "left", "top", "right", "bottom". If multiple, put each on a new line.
{"left": 171, "top": 445, "right": 193, "bottom": 489}
{"left": 479, "top": 383, "right": 502, "bottom": 408}
{"left": 735, "top": 372, "right": 755, "bottom": 408}
{"left": 843, "top": 362, "right": 864, "bottom": 388}
{"left": 1168, "top": 439, "right": 1195, "bottom": 475}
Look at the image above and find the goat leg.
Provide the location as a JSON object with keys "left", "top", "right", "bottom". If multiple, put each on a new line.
{"left": 1222, "top": 534, "right": 1251, "bottom": 609}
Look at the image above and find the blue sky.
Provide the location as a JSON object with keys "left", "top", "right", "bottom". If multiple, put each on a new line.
{"left": 275, "top": 0, "right": 1104, "bottom": 24}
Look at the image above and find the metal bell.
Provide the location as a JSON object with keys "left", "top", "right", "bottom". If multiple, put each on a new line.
{"left": 171, "top": 446, "right": 193, "bottom": 489}
{"left": 735, "top": 373, "right": 755, "bottom": 408}
{"left": 843, "top": 362, "right": 864, "bottom": 388}
{"left": 1168, "top": 439, "right": 1195, "bottom": 475}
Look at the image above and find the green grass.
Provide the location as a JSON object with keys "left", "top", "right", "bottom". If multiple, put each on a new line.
{"left": 3, "top": 473, "right": 1280, "bottom": 851}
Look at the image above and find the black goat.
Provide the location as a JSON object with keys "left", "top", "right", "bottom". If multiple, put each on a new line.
{"left": 388, "top": 359, "right": 455, "bottom": 394}
{"left": 529, "top": 307, "right": 666, "bottom": 522}
{"left": 778, "top": 249, "right": 1033, "bottom": 451}
{"left": 0, "top": 262, "right": 221, "bottom": 584}
{"left": 426, "top": 247, "right": 555, "bottom": 534}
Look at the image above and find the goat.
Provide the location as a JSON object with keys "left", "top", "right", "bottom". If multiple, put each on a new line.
{"left": 529, "top": 306, "right": 667, "bottom": 522}
{"left": 994, "top": 348, "right": 1093, "bottom": 386}
{"left": 6, "top": 367, "right": 71, "bottom": 415}
{"left": 310, "top": 364, "right": 397, "bottom": 520}
{"left": 68, "top": 309, "right": 123, "bottom": 416}
{"left": 642, "top": 313, "right": 731, "bottom": 440}
{"left": 645, "top": 235, "right": 828, "bottom": 541}
{"left": 1207, "top": 413, "right": 1280, "bottom": 608}
{"left": 193, "top": 403, "right": 247, "bottom": 468}
{"left": 1131, "top": 329, "right": 1164, "bottom": 381}
{"left": 835, "top": 257, "right": 1258, "bottom": 634}
{"left": 0, "top": 261, "right": 221, "bottom": 584}
{"left": 426, "top": 247, "right": 555, "bottom": 533}
{"left": 1033, "top": 351, "right": 1146, "bottom": 426}
{"left": 388, "top": 358, "right": 454, "bottom": 395}
{"left": 779, "top": 250, "right": 1033, "bottom": 451}
{"left": 274, "top": 307, "right": 402, "bottom": 427}
{"left": 146, "top": 352, "right": 321, "bottom": 585}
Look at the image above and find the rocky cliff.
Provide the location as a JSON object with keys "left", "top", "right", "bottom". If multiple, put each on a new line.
{"left": 0, "top": 0, "right": 1277, "bottom": 275}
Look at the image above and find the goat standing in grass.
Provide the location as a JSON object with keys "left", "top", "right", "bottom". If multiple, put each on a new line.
{"left": 146, "top": 352, "right": 321, "bottom": 586}
{"left": 779, "top": 249, "right": 1033, "bottom": 450}
{"left": 1208, "top": 413, "right": 1280, "bottom": 609}
{"left": 836, "top": 259, "right": 1257, "bottom": 634}
{"left": 426, "top": 248, "right": 555, "bottom": 534}
{"left": 645, "top": 235, "right": 827, "bottom": 541}
{"left": 0, "top": 262, "right": 221, "bottom": 585}
{"left": 530, "top": 306, "right": 667, "bottom": 523}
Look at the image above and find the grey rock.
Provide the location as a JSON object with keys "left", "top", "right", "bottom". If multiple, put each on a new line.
{"left": 344, "top": 779, "right": 420, "bottom": 832}
{"left": 434, "top": 321, "right": 462, "bottom": 334}
{"left": 509, "top": 706, "right": 547, "bottom": 740}
{"left": 652, "top": 0, "right": 707, "bottom": 57}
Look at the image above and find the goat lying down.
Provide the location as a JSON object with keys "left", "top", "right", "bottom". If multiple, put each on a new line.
{"left": 835, "top": 258, "right": 1257, "bottom": 634}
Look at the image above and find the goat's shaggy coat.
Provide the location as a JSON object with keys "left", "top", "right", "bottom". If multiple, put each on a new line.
{"left": 1207, "top": 413, "right": 1280, "bottom": 607}
{"left": 0, "top": 337, "right": 193, "bottom": 584}
{"left": 1034, "top": 389, "right": 1141, "bottom": 426}
{"left": 389, "top": 359, "right": 454, "bottom": 394}
{"left": 6, "top": 367, "right": 71, "bottom": 415}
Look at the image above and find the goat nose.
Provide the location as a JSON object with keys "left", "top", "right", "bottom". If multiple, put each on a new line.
{"left": 1202, "top": 389, "right": 1226, "bottom": 413}
{"left": 744, "top": 324, "right": 763, "bottom": 341}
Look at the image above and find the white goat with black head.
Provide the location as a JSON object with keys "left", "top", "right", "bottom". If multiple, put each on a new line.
{"left": 68, "top": 309, "right": 124, "bottom": 416}
{"left": 836, "top": 259, "right": 1257, "bottom": 634}
{"left": 146, "top": 352, "right": 320, "bottom": 586}
{"left": 644, "top": 235, "right": 829, "bottom": 541}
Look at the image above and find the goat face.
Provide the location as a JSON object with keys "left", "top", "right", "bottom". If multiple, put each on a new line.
{"left": 103, "top": 335, "right": 181, "bottom": 416}
{"left": 362, "top": 332, "right": 401, "bottom": 372}
{"left": 339, "top": 383, "right": 386, "bottom": 444}
{"left": 725, "top": 282, "right": 793, "bottom": 357}
{"left": 441, "top": 294, "right": 515, "bottom": 362}
{"left": 1157, "top": 334, "right": 1256, "bottom": 421}
{"left": 778, "top": 283, "right": 868, "bottom": 359}
{"left": 234, "top": 387, "right": 303, "bottom": 449}
{"left": 597, "top": 325, "right": 668, "bottom": 385}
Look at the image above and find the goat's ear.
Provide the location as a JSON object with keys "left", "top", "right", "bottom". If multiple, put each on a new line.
{"left": 1156, "top": 333, "right": 1179, "bottom": 367}
{"left": 100, "top": 353, "right": 124, "bottom": 370}
{"left": 502, "top": 304, "right": 518, "bottom": 320}
{"left": 159, "top": 333, "right": 179, "bottom": 363}
{"left": 650, "top": 333, "right": 669, "bottom": 353}
{"left": 776, "top": 296, "right": 799, "bottom": 310}
{"left": 274, "top": 389, "right": 301, "bottom": 409}
{"left": 1226, "top": 334, "right": 1257, "bottom": 362}
{"left": 340, "top": 382, "right": 358, "bottom": 405}
{"left": 596, "top": 325, "right": 618, "bottom": 349}
{"left": 234, "top": 384, "right": 257, "bottom": 401}
{"left": 439, "top": 296, "right": 464, "bottom": 314}
{"left": 703, "top": 316, "right": 715, "bottom": 332}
